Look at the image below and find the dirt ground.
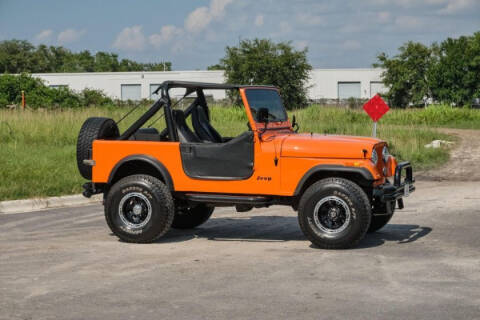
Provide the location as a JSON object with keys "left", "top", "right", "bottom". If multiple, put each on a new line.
{"left": 0, "top": 129, "right": 479, "bottom": 320}
{"left": 418, "top": 128, "right": 480, "bottom": 181}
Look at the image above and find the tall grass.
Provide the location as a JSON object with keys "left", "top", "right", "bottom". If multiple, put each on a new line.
{"left": 0, "top": 104, "right": 469, "bottom": 201}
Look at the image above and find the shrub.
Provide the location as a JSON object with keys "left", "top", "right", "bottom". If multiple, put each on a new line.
{"left": 81, "top": 88, "right": 113, "bottom": 106}
{"left": 0, "top": 73, "right": 113, "bottom": 109}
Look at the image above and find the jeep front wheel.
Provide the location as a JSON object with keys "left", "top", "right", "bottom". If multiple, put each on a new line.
{"left": 298, "top": 178, "right": 371, "bottom": 249}
{"left": 171, "top": 204, "right": 214, "bottom": 229}
{"left": 104, "top": 174, "right": 174, "bottom": 243}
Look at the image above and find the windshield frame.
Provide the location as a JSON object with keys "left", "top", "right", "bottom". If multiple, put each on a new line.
{"left": 240, "top": 87, "right": 291, "bottom": 132}
{"left": 244, "top": 88, "right": 288, "bottom": 122}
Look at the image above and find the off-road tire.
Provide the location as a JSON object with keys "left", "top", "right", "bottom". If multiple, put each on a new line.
{"left": 104, "top": 174, "right": 174, "bottom": 243}
{"left": 368, "top": 200, "right": 395, "bottom": 233}
{"left": 77, "top": 117, "right": 119, "bottom": 179}
{"left": 298, "top": 178, "right": 371, "bottom": 249}
{"left": 171, "top": 204, "right": 214, "bottom": 229}
{"left": 368, "top": 214, "right": 394, "bottom": 233}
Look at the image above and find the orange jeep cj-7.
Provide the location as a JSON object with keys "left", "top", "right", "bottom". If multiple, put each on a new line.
{"left": 76, "top": 81, "right": 415, "bottom": 249}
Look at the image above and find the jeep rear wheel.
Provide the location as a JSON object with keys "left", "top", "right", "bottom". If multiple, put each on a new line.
{"left": 104, "top": 175, "right": 174, "bottom": 243}
{"left": 77, "top": 117, "right": 119, "bottom": 180}
{"left": 171, "top": 204, "right": 214, "bottom": 229}
{"left": 298, "top": 178, "right": 371, "bottom": 249}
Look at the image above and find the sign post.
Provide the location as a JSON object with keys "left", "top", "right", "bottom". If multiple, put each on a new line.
{"left": 363, "top": 94, "right": 390, "bottom": 137}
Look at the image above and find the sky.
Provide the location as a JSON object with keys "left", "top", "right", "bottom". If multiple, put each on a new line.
{"left": 0, "top": 0, "right": 479, "bottom": 70}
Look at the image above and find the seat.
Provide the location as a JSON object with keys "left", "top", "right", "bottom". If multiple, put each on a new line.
{"left": 172, "top": 110, "right": 200, "bottom": 143}
{"left": 129, "top": 128, "right": 161, "bottom": 141}
{"left": 192, "top": 105, "right": 223, "bottom": 143}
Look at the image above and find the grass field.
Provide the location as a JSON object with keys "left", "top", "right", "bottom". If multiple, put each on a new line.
{"left": 1, "top": 104, "right": 475, "bottom": 201}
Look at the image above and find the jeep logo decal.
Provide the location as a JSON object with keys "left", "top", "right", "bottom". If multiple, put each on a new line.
{"left": 257, "top": 176, "right": 272, "bottom": 181}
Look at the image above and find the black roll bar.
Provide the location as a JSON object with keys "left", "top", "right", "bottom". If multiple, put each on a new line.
{"left": 118, "top": 97, "right": 167, "bottom": 140}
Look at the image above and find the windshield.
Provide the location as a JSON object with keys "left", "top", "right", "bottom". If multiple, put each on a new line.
{"left": 245, "top": 89, "right": 287, "bottom": 122}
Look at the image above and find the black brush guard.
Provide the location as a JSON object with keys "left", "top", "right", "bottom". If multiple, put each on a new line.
{"left": 374, "top": 161, "right": 415, "bottom": 210}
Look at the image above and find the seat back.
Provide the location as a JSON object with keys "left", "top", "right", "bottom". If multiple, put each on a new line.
{"left": 172, "top": 110, "right": 200, "bottom": 143}
{"left": 192, "top": 105, "right": 223, "bottom": 143}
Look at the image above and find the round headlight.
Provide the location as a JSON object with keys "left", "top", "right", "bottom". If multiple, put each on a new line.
{"left": 382, "top": 146, "right": 389, "bottom": 163}
{"left": 371, "top": 149, "right": 378, "bottom": 165}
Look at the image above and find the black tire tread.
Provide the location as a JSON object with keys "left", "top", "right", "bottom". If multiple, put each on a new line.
{"left": 77, "top": 117, "right": 119, "bottom": 180}
{"left": 298, "top": 178, "right": 371, "bottom": 249}
{"left": 171, "top": 204, "right": 214, "bottom": 229}
{"left": 104, "top": 174, "right": 174, "bottom": 243}
{"left": 368, "top": 214, "right": 393, "bottom": 233}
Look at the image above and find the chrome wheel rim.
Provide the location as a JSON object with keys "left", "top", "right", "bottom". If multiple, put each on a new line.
{"left": 313, "top": 196, "right": 351, "bottom": 234}
{"left": 119, "top": 192, "right": 152, "bottom": 229}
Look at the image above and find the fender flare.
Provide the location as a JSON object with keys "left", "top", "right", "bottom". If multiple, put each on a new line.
{"left": 293, "top": 165, "right": 374, "bottom": 196}
{"left": 107, "top": 154, "right": 174, "bottom": 190}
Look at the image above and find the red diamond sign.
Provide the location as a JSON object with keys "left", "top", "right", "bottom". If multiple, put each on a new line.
{"left": 363, "top": 94, "right": 390, "bottom": 122}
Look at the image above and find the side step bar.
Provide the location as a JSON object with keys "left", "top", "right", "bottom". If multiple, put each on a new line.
{"left": 184, "top": 193, "right": 272, "bottom": 206}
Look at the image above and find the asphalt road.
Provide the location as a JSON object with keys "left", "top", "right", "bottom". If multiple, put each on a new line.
{"left": 1, "top": 180, "right": 479, "bottom": 320}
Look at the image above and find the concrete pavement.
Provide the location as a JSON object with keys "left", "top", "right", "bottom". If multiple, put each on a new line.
{"left": 0, "top": 180, "right": 479, "bottom": 320}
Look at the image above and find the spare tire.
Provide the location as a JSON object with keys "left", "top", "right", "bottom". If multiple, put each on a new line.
{"left": 77, "top": 117, "right": 119, "bottom": 180}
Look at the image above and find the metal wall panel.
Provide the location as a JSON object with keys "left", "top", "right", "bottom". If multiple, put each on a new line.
{"left": 338, "top": 82, "right": 361, "bottom": 99}
{"left": 370, "top": 81, "right": 387, "bottom": 97}
{"left": 121, "top": 84, "right": 141, "bottom": 101}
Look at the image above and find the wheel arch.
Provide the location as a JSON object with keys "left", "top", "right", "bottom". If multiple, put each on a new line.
{"left": 107, "top": 155, "right": 174, "bottom": 190}
{"left": 293, "top": 165, "right": 374, "bottom": 198}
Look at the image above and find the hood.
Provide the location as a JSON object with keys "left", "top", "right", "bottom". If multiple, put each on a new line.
{"left": 280, "top": 133, "right": 383, "bottom": 159}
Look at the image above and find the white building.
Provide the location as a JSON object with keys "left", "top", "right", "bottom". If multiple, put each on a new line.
{"left": 32, "top": 68, "right": 387, "bottom": 101}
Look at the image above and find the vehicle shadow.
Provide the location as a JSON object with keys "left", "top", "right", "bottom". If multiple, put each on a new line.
{"left": 355, "top": 224, "right": 432, "bottom": 249}
{"left": 157, "top": 215, "right": 432, "bottom": 248}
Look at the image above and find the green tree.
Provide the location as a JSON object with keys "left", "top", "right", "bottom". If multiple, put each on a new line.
{"left": 0, "top": 39, "right": 172, "bottom": 73}
{"left": 220, "top": 39, "right": 312, "bottom": 109}
{"left": 429, "top": 32, "right": 480, "bottom": 106}
{"left": 374, "top": 42, "right": 432, "bottom": 108}
{"left": 207, "top": 63, "right": 224, "bottom": 70}
{"left": 0, "top": 40, "right": 37, "bottom": 73}
{"left": 94, "top": 52, "right": 119, "bottom": 72}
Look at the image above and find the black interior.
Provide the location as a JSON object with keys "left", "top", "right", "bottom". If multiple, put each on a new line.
{"left": 192, "top": 105, "right": 223, "bottom": 143}
{"left": 172, "top": 110, "right": 200, "bottom": 143}
{"left": 128, "top": 85, "right": 255, "bottom": 180}
{"left": 180, "top": 131, "right": 254, "bottom": 180}
{"left": 129, "top": 128, "right": 161, "bottom": 141}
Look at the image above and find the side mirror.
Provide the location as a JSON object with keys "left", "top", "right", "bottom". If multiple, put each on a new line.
{"left": 292, "top": 114, "right": 299, "bottom": 133}
{"left": 257, "top": 107, "right": 269, "bottom": 123}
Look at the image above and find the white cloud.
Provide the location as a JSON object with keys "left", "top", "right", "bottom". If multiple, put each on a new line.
{"left": 185, "top": 6, "right": 212, "bottom": 33}
{"left": 149, "top": 25, "right": 183, "bottom": 48}
{"left": 438, "top": 0, "right": 475, "bottom": 14}
{"left": 144, "top": 0, "right": 234, "bottom": 52}
{"left": 35, "top": 29, "right": 53, "bottom": 42}
{"left": 369, "top": 0, "right": 475, "bottom": 12}
{"left": 57, "top": 28, "right": 86, "bottom": 43}
{"left": 184, "top": 0, "right": 233, "bottom": 33}
{"left": 254, "top": 14, "right": 264, "bottom": 27}
{"left": 342, "top": 40, "right": 361, "bottom": 50}
{"left": 209, "top": 0, "right": 232, "bottom": 18}
{"left": 113, "top": 25, "right": 146, "bottom": 51}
